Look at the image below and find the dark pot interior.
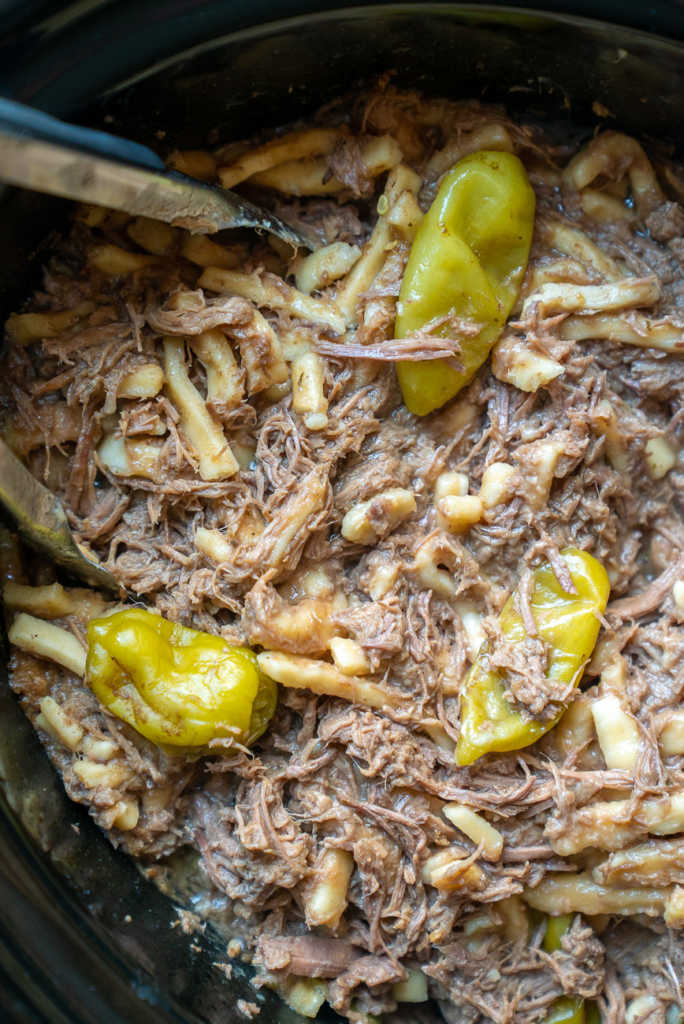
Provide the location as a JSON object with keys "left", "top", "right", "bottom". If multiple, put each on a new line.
{"left": 1, "top": 4, "right": 684, "bottom": 1022}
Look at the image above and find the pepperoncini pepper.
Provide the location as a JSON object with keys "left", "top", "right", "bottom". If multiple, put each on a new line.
{"left": 544, "top": 914, "right": 575, "bottom": 953}
{"left": 544, "top": 996, "right": 585, "bottom": 1024}
{"left": 86, "top": 608, "right": 277, "bottom": 750}
{"left": 395, "top": 149, "right": 535, "bottom": 416}
{"left": 543, "top": 916, "right": 585, "bottom": 1024}
{"left": 455, "top": 549, "right": 609, "bottom": 766}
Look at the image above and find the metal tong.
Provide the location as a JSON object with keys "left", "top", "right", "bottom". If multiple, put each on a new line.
{"left": 0, "top": 97, "right": 312, "bottom": 246}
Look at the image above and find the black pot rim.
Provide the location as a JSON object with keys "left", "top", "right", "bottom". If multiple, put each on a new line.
{"left": 107, "top": 1, "right": 684, "bottom": 99}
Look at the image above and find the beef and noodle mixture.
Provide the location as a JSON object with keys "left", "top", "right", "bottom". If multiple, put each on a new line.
{"left": 2, "top": 86, "right": 684, "bottom": 1024}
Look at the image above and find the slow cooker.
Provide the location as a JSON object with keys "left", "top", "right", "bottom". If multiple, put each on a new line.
{"left": 1, "top": 3, "right": 684, "bottom": 1021}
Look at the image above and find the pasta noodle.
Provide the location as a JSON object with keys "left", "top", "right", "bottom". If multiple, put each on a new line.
{"left": 8, "top": 613, "right": 86, "bottom": 677}
{"left": 562, "top": 131, "right": 663, "bottom": 215}
{"left": 189, "top": 329, "right": 244, "bottom": 411}
{"left": 293, "top": 242, "right": 361, "bottom": 295}
{"left": 335, "top": 164, "right": 421, "bottom": 323}
{"left": 304, "top": 848, "right": 354, "bottom": 929}
{"left": 291, "top": 351, "right": 328, "bottom": 430}
{"left": 162, "top": 337, "right": 239, "bottom": 480}
{"left": 525, "top": 872, "right": 670, "bottom": 917}
{"left": 256, "top": 650, "right": 401, "bottom": 709}
{"left": 3, "top": 581, "right": 75, "bottom": 618}
{"left": 218, "top": 128, "right": 342, "bottom": 189}
{"left": 442, "top": 804, "right": 504, "bottom": 862}
{"left": 247, "top": 134, "right": 401, "bottom": 195}
{"left": 560, "top": 311, "right": 684, "bottom": 353}
{"left": 198, "top": 267, "right": 346, "bottom": 334}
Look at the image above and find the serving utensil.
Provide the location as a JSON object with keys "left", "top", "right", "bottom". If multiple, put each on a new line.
{"left": 0, "top": 439, "right": 121, "bottom": 592}
{"left": 0, "top": 97, "right": 313, "bottom": 248}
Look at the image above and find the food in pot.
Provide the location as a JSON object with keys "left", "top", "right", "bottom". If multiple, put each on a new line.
{"left": 395, "top": 148, "right": 536, "bottom": 415}
{"left": 86, "top": 608, "right": 277, "bottom": 750}
{"left": 455, "top": 548, "right": 610, "bottom": 766}
{"left": 1, "top": 85, "right": 683, "bottom": 1023}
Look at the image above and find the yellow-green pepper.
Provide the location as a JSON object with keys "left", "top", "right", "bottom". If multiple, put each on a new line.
{"left": 86, "top": 608, "right": 277, "bottom": 750}
{"left": 455, "top": 548, "right": 609, "bottom": 766}
{"left": 543, "top": 916, "right": 585, "bottom": 1024}
{"left": 544, "top": 996, "right": 585, "bottom": 1024}
{"left": 543, "top": 914, "right": 575, "bottom": 953}
{"left": 395, "top": 149, "right": 535, "bottom": 415}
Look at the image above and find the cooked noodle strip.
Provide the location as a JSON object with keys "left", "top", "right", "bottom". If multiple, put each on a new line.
{"left": 199, "top": 268, "right": 346, "bottom": 334}
{"left": 256, "top": 650, "right": 401, "bottom": 709}
{"left": 218, "top": 128, "right": 343, "bottom": 189}
{"left": 162, "top": 337, "right": 238, "bottom": 480}
{"left": 560, "top": 312, "right": 684, "bottom": 353}
{"left": 248, "top": 135, "right": 401, "bottom": 195}
{"left": 562, "top": 131, "right": 663, "bottom": 215}
{"left": 525, "top": 872, "right": 669, "bottom": 917}
{"left": 522, "top": 276, "right": 660, "bottom": 319}
{"left": 335, "top": 164, "right": 422, "bottom": 324}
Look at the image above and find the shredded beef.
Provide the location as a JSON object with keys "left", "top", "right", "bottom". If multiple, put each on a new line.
{"left": 257, "top": 936, "right": 361, "bottom": 977}
{"left": 1, "top": 85, "right": 683, "bottom": 1024}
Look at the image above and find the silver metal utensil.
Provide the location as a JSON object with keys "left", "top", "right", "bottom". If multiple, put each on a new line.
{"left": 0, "top": 98, "right": 313, "bottom": 248}
{"left": 0, "top": 439, "right": 122, "bottom": 592}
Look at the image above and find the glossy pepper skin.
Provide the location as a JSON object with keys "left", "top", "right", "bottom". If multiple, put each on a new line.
{"left": 543, "top": 916, "right": 585, "bottom": 1024}
{"left": 544, "top": 997, "right": 585, "bottom": 1024}
{"left": 455, "top": 549, "right": 610, "bottom": 766}
{"left": 395, "top": 149, "right": 535, "bottom": 415}
{"left": 544, "top": 914, "right": 575, "bottom": 953}
{"left": 86, "top": 608, "right": 277, "bottom": 750}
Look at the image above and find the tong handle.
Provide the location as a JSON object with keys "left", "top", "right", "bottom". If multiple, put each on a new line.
{"left": 0, "top": 96, "right": 164, "bottom": 171}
